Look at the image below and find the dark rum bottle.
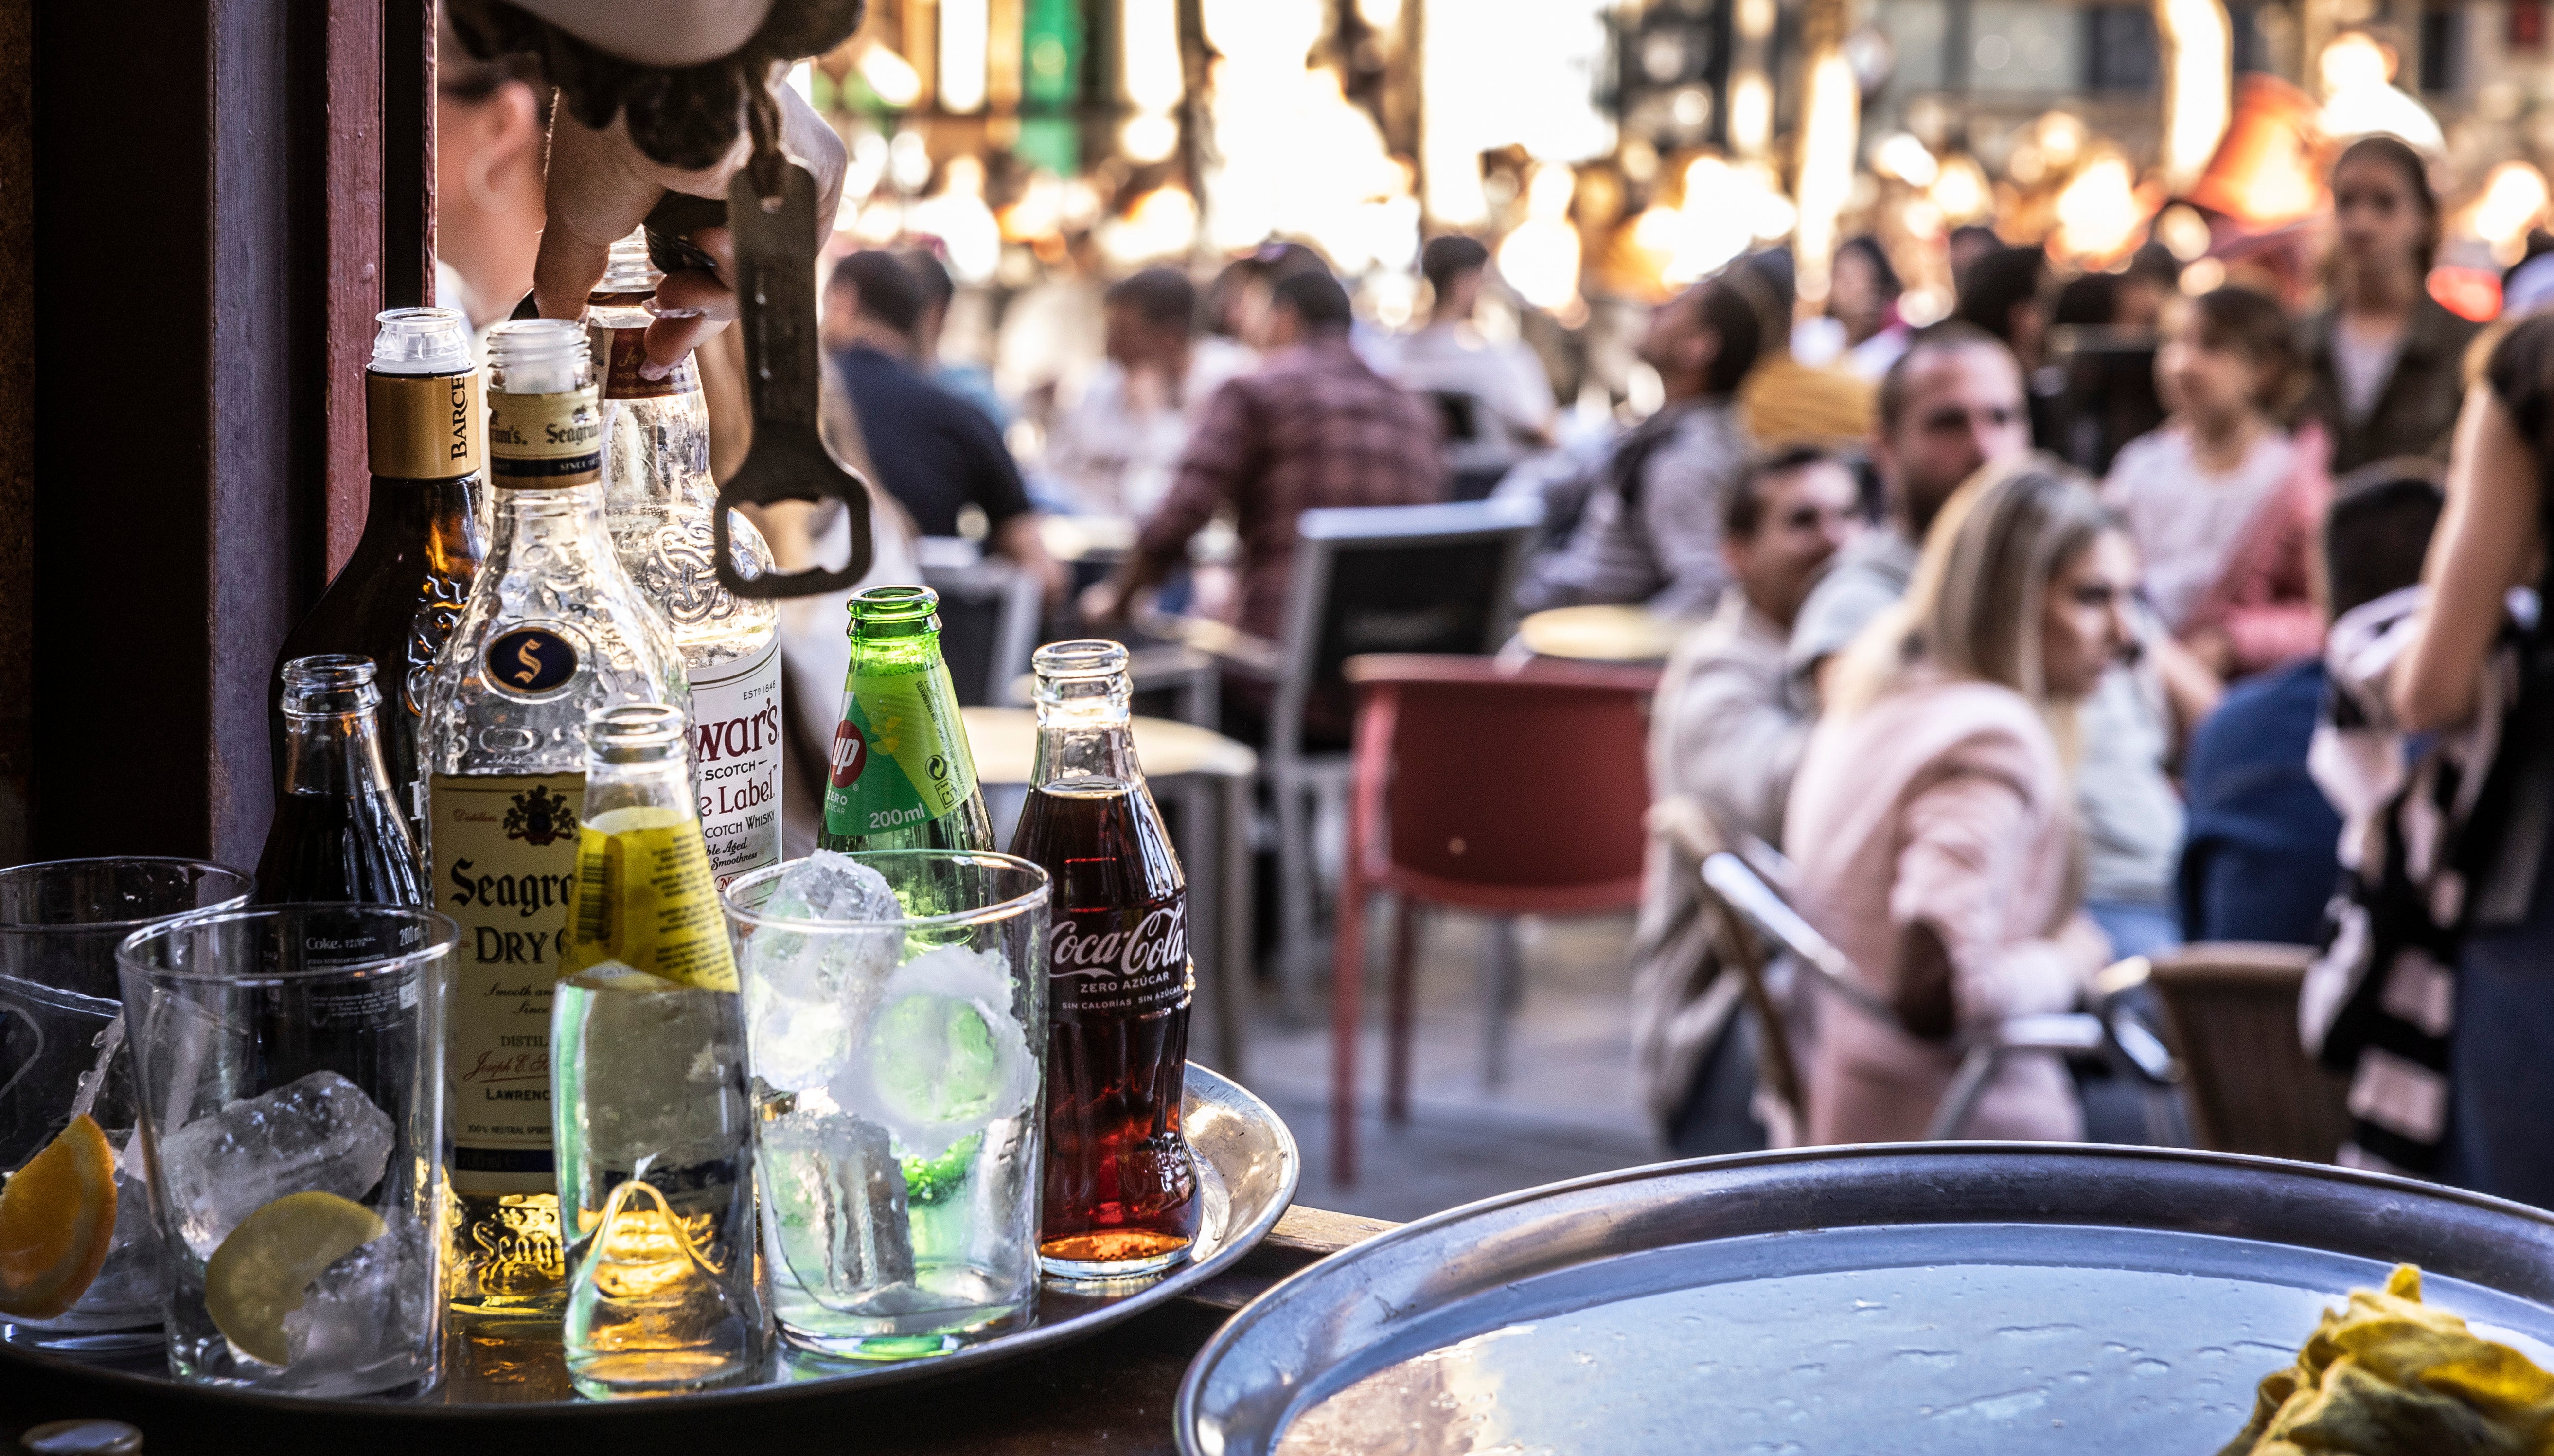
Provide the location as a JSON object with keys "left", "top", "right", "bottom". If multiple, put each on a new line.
{"left": 1008, "top": 639, "right": 1199, "bottom": 1279}
{"left": 271, "top": 307, "right": 487, "bottom": 835}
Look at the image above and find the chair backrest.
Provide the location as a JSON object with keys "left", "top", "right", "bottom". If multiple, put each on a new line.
{"left": 2146, "top": 941, "right": 2351, "bottom": 1162}
{"left": 1347, "top": 654, "right": 1651, "bottom": 912}
{"left": 1273, "top": 498, "right": 1542, "bottom": 759}
{"left": 920, "top": 552, "right": 1041, "bottom": 708}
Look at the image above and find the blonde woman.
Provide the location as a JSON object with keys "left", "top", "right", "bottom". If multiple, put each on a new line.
{"left": 1784, "top": 459, "right": 2135, "bottom": 1144}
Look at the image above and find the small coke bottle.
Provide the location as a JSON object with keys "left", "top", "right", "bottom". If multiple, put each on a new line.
{"left": 1009, "top": 639, "right": 1200, "bottom": 1279}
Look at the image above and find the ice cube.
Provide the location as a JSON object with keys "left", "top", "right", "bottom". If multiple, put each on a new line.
{"left": 757, "top": 1110, "right": 915, "bottom": 1307}
{"left": 156, "top": 1071, "right": 394, "bottom": 1259}
{"left": 281, "top": 1230, "right": 429, "bottom": 1395}
{"left": 836, "top": 945, "right": 1036, "bottom": 1160}
{"left": 769, "top": 850, "right": 903, "bottom": 924}
{"left": 741, "top": 865, "right": 902, "bottom": 1095}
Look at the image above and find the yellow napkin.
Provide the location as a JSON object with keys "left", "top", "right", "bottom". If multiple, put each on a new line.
{"left": 2218, "top": 1264, "right": 2554, "bottom": 1455}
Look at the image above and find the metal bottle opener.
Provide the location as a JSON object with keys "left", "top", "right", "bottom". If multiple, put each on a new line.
{"left": 650, "top": 93, "right": 875, "bottom": 599}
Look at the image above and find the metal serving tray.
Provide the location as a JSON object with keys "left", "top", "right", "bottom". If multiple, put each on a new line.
{"left": 1181, "top": 1144, "right": 2554, "bottom": 1456}
{"left": 3, "top": 1063, "right": 1295, "bottom": 1421}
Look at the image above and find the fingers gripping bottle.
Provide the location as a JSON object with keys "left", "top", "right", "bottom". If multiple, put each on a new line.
{"left": 419, "top": 317, "right": 688, "bottom": 1311}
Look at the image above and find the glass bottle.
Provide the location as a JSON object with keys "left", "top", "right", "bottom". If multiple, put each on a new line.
{"left": 1007, "top": 639, "right": 1199, "bottom": 1279}
{"left": 272, "top": 307, "right": 487, "bottom": 835}
{"left": 588, "top": 231, "right": 784, "bottom": 883}
{"left": 254, "top": 655, "right": 426, "bottom": 906}
{"left": 552, "top": 704, "right": 759, "bottom": 1398}
{"left": 817, "top": 585, "right": 993, "bottom": 854}
{"left": 419, "top": 317, "right": 688, "bottom": 1313}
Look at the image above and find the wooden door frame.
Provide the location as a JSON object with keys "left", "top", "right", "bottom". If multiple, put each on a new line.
{"left": 18, "top": 0, "right": 433, "bottom": 865}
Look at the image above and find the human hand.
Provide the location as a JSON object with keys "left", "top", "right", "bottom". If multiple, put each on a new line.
{"left": 1079, "top": 577, "right": 1135, "bottom": 626}
{"left": 533, "top": 77, "right": 846, "bottom": 372}
{"left": 2182, "top": 624, "right": 2236, "bottom": 678}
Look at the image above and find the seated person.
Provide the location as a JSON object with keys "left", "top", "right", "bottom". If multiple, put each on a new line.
{"left": 1392, "top": 234, "right": 1558, "bottom": 498}
{"left": 1516, "top": 276, "right": 1761, "bottom": 616}
{"left": 824, "top": 250, "right": 1060, "bottom": 598}
{"left": 1046, "top": 266, "right": 1250, "bottom": 519}
{"left": 1786, "top": 461, "right": 2128, "bottom": 1144}
{"left": 1633, "top": 447, "right": 1862, "bottom": 1154}
{"left": 2179, "top": 462, "right": 2444, "bottom": 944}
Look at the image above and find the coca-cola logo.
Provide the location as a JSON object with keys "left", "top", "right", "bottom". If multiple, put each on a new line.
{"left": 1050, "top": 898, "right": 1188, "bottom": 981}
{"left": 829, "top": 720, "right": 866, "bottom": 789}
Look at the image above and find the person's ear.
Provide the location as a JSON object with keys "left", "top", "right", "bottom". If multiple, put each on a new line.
{"left": 487, "top": 81, "right": 546, "bottom": 174}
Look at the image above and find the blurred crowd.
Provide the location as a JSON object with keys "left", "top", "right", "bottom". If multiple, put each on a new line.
{"left": 428, "top": 16, "right": 2554, "bottom": 1208}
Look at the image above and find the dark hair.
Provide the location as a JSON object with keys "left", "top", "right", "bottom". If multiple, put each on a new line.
{"left": 2332, "top": 134, "right": 2443, "bottom": 271}
{"left": 1950, "top": 224, "right": 2002, "bottom": 253}
{"left": 1723, "top": 444, "right": 1839, "bottom": 540}
{"left": 2051, "top": 272, "right": 2125, "bottom": 328}
{"left": 1953, "top": 246, "right": 2049, "bottom": 347}
{"left": 1105, "top": 266, "right": 1199, "bottom": 330}
{"left": 1835, "top": 236, "right": 1901, "bottom": 299}
{"left": 1420, "top": 235, "right": 1491, "bottom": 294}
{"left": 1690, "top": 279, "right": 1765, "bottom": 397}
{"left": 899, "top": 247, "right": 956, "bottom": 313}
{"left": 2325, "top": 459, "right": 2444, "bottom": 618}
{"left": 828, "top": 250, "right": 925, "bottom": 337}
{"left": 2184, "top": 285, "right": 2303, "bottom": 413}
{"left": 1739, "top": 248, "right": 1797, "bottom": 322}
{"left": 1877, "top": 320, "right": 2014, "bottom": 431}
{"left": 1270, "top": 269, "right": 1354, "bottom": 331}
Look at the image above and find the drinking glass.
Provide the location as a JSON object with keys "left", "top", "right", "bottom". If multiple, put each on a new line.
{"left": 724, "top": 851, "right": 1049, "bottom": 1360}
{"left": 554, "top": 976, "right": 763, "bottom": 1398}
{"left": 118, "top": 904, "right": 453, "bottom": 1396}
{"left": 0, "top": 857, "right": 252, "bottom": 1351}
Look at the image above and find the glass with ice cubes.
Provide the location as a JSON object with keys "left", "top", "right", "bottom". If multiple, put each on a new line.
{"left": 116, "top": 905, "right": 453, "bottom": 1395}
{"left": 0, "top": 857, "right": 253, "bottom": 1351}
{"left": 723, "top": 851, "right": 1049, "bottom": 1360}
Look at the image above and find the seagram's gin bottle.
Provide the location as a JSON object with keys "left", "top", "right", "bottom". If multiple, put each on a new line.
{"left": 589, "top": 231, "right": 782, "bottom": 882}
{"left": 419, "top": 317, "right": 688, "bottom": 1312}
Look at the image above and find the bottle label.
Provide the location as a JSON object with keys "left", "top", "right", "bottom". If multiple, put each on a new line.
{"left": 429, "top": 771, "right": 586, "bottom": 1195}
{"left": 560, "top": 805, "right": 740, "bottom": 991}
{"left": 1049, "top": 892, "right": 1194, "bottom": 1018}
{"left": 367, "top": 369, "right": 484, "bottom": 479}
{"left": 689, "top": 635, "right": 784, "bottom": 882}
{"left": 484, "top": 625, "right": 581, "bottom": 697}
{"left": 487, "top": 387, "right": 603, "bottom": 487}
{"left": 597, "top": 325, "right": 699, "bottom": 400}
{"left": 822, "top": 660, "right": 979, "bottom": 840}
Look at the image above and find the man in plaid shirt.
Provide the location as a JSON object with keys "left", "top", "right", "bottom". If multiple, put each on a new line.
{"left": 1090, "top": 269, "right": 1447, "bottom": 647}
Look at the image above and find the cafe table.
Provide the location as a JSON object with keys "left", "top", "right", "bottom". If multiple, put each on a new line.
{"left": 1512, "top": 603, "right": 1691, "bottom": 665}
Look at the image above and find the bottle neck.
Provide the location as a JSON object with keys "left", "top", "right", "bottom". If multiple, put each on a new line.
{"left": 281, "top": 703, "right": 399, "bottom": 801}
{"left": 1030, "top": 675, "right": 1140, "bottom": 793}
{"left": 583, "top": 750, "right": 694, "bottom": 817}
{"left": 488, "top": 482, "right": 612, "bottom": 562}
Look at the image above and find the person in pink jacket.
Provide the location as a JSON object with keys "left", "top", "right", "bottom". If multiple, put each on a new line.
{"left": 1784, "top": 460, "right": 2135, "bottom": 1144}
{"left": 2104, "top": 285, "right": 2332, "bottom": 681}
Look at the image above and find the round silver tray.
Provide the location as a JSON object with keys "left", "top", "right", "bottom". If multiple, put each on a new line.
{"left": 1181, "top": 1143, "right": 2554, "bottom": 1456}
{"left": 4, "top": 1063, "right": 1295, "bottom": 1419}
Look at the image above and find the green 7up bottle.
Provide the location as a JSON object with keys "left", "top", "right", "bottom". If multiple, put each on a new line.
{"left": 818, "top": 586, "right": 993, "bottom": 854}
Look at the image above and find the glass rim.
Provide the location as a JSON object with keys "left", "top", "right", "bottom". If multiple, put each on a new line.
{"left": 722, "top": 851, "right": 1051, "bottom": 933}
{"left": 0, "top": 857, "right": 255, "bottom": 934}
{"left": 116, "top": 904, "right": 461, "bottom": 985}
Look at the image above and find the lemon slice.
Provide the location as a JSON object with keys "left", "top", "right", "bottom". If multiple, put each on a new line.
{"left": 0, "top": 1114, "right": 118, "bottom": 1319}
{"left": 204, "top": 1190, "right": 385, "bottom": 1365}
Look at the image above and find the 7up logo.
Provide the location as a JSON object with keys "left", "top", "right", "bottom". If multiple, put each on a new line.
{"left": 829, "top": 720, "right": 867, "bottom": 789}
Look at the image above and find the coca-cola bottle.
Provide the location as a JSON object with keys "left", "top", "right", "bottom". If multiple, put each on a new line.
{"left": 1008, "top": 639, "right": 1199, "bottom": 1279}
